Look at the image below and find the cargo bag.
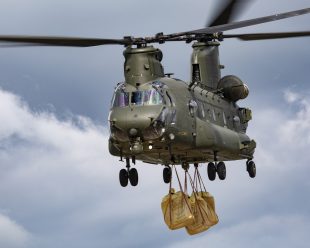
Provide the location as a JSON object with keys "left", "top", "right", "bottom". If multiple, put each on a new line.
{"left": 199, "top": 191, "right": 219, "bottom": 225}
{"left": 161, "top": 166, "right": 194, "bottom": 230}
{"left": 185, "top": 167, "right": 219, "bottom": 235}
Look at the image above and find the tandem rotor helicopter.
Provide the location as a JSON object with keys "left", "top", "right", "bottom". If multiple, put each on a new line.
{"left": 0, "top": 0, "right": 309, "bottom": 187}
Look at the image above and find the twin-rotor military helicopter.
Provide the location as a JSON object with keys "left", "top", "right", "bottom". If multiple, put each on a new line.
{"left": 1, "top": 0, "right": 309, "bottom": 187}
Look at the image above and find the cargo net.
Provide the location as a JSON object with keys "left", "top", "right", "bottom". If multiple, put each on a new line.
{"left": 161, "top": 165, "right": 219, "bottom": 235}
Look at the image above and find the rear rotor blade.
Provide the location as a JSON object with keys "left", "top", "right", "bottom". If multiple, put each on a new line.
{"left": 208, "top": 0, "right": 252, "bottom": 27}
{"left": 0, "top": 36, "right": 130, "bottom": 47}
{"left": 167, "top": 8, "right": 310, "bottom": 38}
{"left": 223, "top": 31, "right": 310, "bottom": 40}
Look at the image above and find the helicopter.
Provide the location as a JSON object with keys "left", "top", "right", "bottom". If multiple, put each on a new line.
{"left": 0, "top": 0, "right": 309, "bottom": 187}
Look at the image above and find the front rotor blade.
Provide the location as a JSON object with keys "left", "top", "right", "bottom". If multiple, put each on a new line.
{"left": 223, "top": 31, "right": 310, "bottom": 40}
{"left": 0, "top": 36, "right": 130, "bottom": 47}
{"left": 167, "top": 8, "right": 310, "bottom": 38}
{"left": 208, "top": 0, "right": 252, "bottom": 27}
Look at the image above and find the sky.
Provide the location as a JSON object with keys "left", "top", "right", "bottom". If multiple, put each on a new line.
{"left": 0, "top": 0, "right": 309, "bottom": 247}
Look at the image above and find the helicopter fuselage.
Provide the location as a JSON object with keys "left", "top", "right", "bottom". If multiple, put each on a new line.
{"left": 108, "top": 76, "right": 256, "bottom": 166}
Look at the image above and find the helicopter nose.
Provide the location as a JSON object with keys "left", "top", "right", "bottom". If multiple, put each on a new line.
{"left": 109, "top": 105, "right": 164, "bottom": 140}
{"left": 128, "top": 128, "right": 138, "bottom": 137}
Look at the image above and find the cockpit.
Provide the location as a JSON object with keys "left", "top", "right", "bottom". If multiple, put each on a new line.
{"left": 112, "top": 87, "right": 164, "bottom": 107}
{"left": 109, "top": 81, "right": 175, "bottom": 153}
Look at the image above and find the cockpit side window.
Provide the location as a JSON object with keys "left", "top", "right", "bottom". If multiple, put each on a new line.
{"left": 112, "top": 90, "right": 129, "bottom": 107}
{"left": 189, "top": 100, "right": 198, "bottom": 117}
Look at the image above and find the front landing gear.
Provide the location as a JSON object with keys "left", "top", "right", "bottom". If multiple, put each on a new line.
{"left": 129, "top": 168, "right": 139, "bottom": 186}
{"left": 163, "top": 166, "right": 172, "bottom": 184}
{"left": 207, "top": 162, "right": 216, "bottom": 181}
{"left": 247, "top": 160, "right": 256, "bottom": 178}
{"left": 119, "top": 157, "right": 139, "bottom": 187}
{"left": 119, "top": 169, "right": 129, "bottom": 187}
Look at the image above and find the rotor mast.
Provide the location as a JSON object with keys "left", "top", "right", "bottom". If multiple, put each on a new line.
{"left": 191, "top": 41, "right": 222, "bottom": 90}
{"left": 123, "top": 46, "right": 165, "bottom": 87}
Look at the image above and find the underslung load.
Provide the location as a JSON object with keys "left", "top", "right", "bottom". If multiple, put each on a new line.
{"left": 161, "top": 166, "right": 219, "bottom": 235}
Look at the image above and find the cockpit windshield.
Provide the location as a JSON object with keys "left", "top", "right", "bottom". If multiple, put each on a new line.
{"left": 131, "top": 90, "right": 163, "bottom": 106}
{"left": 112, "top": 87, "right": 163, "bottom": 107}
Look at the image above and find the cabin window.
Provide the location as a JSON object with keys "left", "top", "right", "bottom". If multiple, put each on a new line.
{"left": 189, "top": 100, "right": 198, "bottom": 117}
{"left": 212, "top": 108, "right": 216, "bottom": 121}
{"left": 223, "top": 112, "right": 227, "bottom": 126}
{"left": 197, "top": 101, "right": 205, "bottom": 119}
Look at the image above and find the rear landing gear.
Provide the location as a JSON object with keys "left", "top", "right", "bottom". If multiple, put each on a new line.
{"left": 119, "top": 157, "right": 139, "bottom": 187}
{"left": 217, "top": 162, "right": 226, "bottom": 180}
{"left": 247, "top": 160, "right": 256, "bottom": 178}
{"left": 208, "top": 151, "right": 227, "bottom": 181}
{"left": 207, "top": 161, "right": 226, "bottom": 181}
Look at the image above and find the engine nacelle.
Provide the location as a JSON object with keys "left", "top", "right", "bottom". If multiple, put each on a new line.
{"left": 217, "top": 75, "right": 249, "bottom": 102}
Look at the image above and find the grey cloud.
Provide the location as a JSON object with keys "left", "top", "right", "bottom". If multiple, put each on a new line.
{"left": 0, "top": 213, "right": 32, "bottom": 248}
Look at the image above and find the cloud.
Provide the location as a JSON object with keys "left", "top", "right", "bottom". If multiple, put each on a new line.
{"left": 167, "top": 214, "right": 310, "bottom": 248}
{"left": 0, "top": 88, "right": 170, "bottom": 248}
{"left": 279, "top": 90, "right": 310, "bottom": 146}
{"left": 283, "top": 89, "right": 301, "bottom": 103}
{"left": 0, "top": 88, "right": 115, "bottom": 247}
{"left": 0, "top": 213, "right": 31, "bottom": 248}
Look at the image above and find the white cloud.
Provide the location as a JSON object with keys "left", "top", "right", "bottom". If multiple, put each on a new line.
{"left": 0, "top": 88, "right": 169, "bottom": 247}
{"left": 283, "top": 89, "right": 301, "bottom": 103}
{"left": 0, "top": 213, "right": 31, "bottom": 248}
{"left": 167, "top": 214, "right": 310, "bottom": 248}
{"left": 278, "top": 90, "right": 310, "bottom": 146}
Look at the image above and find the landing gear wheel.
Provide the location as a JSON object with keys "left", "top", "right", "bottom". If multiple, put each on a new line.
{"left": 119, "top": 169, "right": 129, "bottom": 187}
{"left": 208, "top": 162, "right": 216, "bottom": 181}
{"left": 247, "top": 161, "right": 256, "bottom": 178}
{"left": 129, "top": 168, "right": 139, "bottom": 186}
{"left": 163, "top": 167, "right": 172, "bottom": 184}
{"left": 217, "top": 161, "right": 226, "bottom": 180}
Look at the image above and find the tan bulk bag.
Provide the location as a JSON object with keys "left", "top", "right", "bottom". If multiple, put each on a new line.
{"left": 185, "top": 192, "right": 214, "bottom": 235}
{"left": 185, "top": 167, "right": 219, "bottom": 235}
{"left": 193, "top": 167, "right": 219, "bottom": 225}
{"left": 161, "top": 189, "right": 195, "bottom": 230}
{"left": 199, "top": 191, "right": 219, "bottom": 225}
